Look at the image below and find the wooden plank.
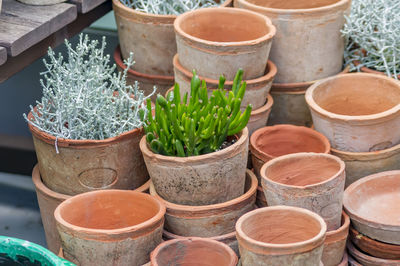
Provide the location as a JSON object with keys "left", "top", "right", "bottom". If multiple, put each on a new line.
{"left": 0, "top": 0, "right": 77, "bottom": 56}
{"left": 70, "top": 0, "right": 107, "bottom": 13}
{"left": 0, "top": 0, "right": 112, "bottom": 83}
{"left": 0, "top": 47, "right": 6, "bottom": 66}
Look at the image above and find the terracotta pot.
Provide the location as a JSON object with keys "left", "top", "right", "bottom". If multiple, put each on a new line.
{"left": 246, "top": 94, "right": 274, "bottom": 136}
{"left": 16, "top": 0, "right": 65, "bottom": 5}
{"left": 353, "top": 60, "right": 400, "bottom": 80}
{"left": 114, "top": 46, "right": 174, "bottom": 102}
{"left": 250, "top": 125, "right": 330, "bottom": 182}
{"left": 140, "top": 128, "right": 249, "bottom": 205}
{"left": 33, "top": 164, "right": 150, "bottom": 254}
{"left": 331, "top": 143, "right": 400, "bottom": 188}
{"left": 234, "top": 0, "right": 351, "bottom": 84}
{"left": 236, "top": 206, "right": 327, "bottom": 265}
{"left": 343, "top": 170, "right": 400, "bottom": 245}
{"left": 339, "top": 252, "right": 349, "bottom": 266}
{"left": 54, "top": 190, "right": 165, "bottom": 266}
{"left": 322, "top": 211, "right": 350, "bottom": 266}
{"left": 347, "top": 240, "right": 400, "bottom": 266}
{"left": 306, "top": 73, "right": 400, "bottom": 152}
{"left": 256, "top": 186, "right": 268, "bottom": 207}
{"left": 173, "top": 54, "right": 277, "bottom": 110}
{"left": 174, "top": 7, "right": 276, "bottom": 80}
{"left": 149, "top": 169, "right": 256, "bottom": 237}
{"left": 151, "top": 238, "right": 238, "bottom": 266}
{"left": 261, "top": 152, "right": 345, "bottom": 230}
{"left": 348, "top": 252, "right": 362, "bottom": 266}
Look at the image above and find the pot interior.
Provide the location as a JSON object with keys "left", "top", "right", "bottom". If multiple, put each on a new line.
{"left": 241, "top": 209, "right": 322, "bottom": 244}
{"left": 245, "top": 0, "right": 340, "bottom": 9}
{"left": 178, "top": 9, "right": 270, "bottom": 42}
{"left": 59, "top": 191, "right": 160, "bottom": 230}
{"left": 312, "top": 75, "right": 400, "bottom": 116}
{"left": 265, "top": 155, "right": 340, "bottom": 186}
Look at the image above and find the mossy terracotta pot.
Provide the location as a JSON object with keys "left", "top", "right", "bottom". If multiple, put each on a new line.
{"left": 261, "top": 153, "right": 345, "bottom": 230}
{"left": 347, "top": 240, "right": 400, "bottom": 266}
{"left": 236, "top": 206, "right": 327, "bottom": 266}
{"left": 140, "top": 128, "right": 249, "bottom": 206}
{"left": 150, "top": 238, "right": 238, "bottom": 266}
{"left": 174, "top": 7, "right": 276, "bottom": 80}
{"left": 54, "top": 190, "right": 165, "bottom": 266}
{"left": 306, "top": 73, "right": 400, "bottom": 152}
{"left": 250, "top": 125, "right": 330, "bottom": 182}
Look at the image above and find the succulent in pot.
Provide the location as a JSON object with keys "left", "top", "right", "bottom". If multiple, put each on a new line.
{"left": 140, "top": 69, "right": 252, "bottom": 205}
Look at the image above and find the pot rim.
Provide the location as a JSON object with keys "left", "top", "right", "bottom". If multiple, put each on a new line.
{"left": 347, "top": 239, "right": 400, "bottom": 264}
{"left": 250, "top": 125, "right": 330, "bottom": 162}
{"left": 32, "top": 165, "right": 70, "bottom": 201}
{"left": 331, "top": 141, "right": 400, "bottom": 161}
{"left": 325, "top": 211, "right": 350, "bottom": 243}
{"left": 353, "top": 60, "right": 400, "bottom": 80}
{"left": 174, "top": 7, "right": 276, "bottom": 47}
{"left": 235, "top": 206, "right": 327, "bottom": 254}
{"left": 260, "top": 152, "right": 345, "bottom": 189}
{"left": 163, "top": 229, "right": 236, "bottom": 242}
{"left": 305, "top": 73, "right": 400, "bottom": 122}
{"left": 251, "top": 94, "right": 273, "bottom": 116}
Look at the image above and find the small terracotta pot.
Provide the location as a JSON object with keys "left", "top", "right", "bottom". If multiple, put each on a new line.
{"left": 149, "top": 169, "right": 256, "bottom": 237}
{"left": 322, "top": 211, "right": 350, "bottom": 266}
{"left": 347, "top": 240, "right": 400, "bottom": 266}
{"left": 343, "top": 170, "right": 400, "bottom": 245}
{"left": 261, "top": 153, "right": 345, "bottom": 230}
{"left": 236, "top": 206, "right": 327, "bottom": 265}
{"left": 306, "top": 73, "right": 400, "bottom": 152}
{"left": 173, "top": 54, "right": 277, "bottom": 110}
{"left": 151, "top": 238, "right": 238, "bottom": 266}
{"left": 174, "top": 7, "right": 276, "bottom": 80}
{"left": 256, "top": 186, "right": 268, "bottom": 207}
{"left": 140, "top": 128, "right": 249, "bottom": 205}
{"left": 54, "top": 190, "right": 165, "bottom": 266}
{"left": 250, "top": 125, "right": 330, "bottom": 182}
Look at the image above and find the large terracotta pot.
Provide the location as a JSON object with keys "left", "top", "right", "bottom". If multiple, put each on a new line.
{"left": 140, "top": 128, "right": 249, "bottom": 205}
{"left": 234, "top": 0, "right": 351, "bottom": 84}
{"left": 54, "top": 190, "right": 165, "bottom": 266}
{"left": 261, "top": 152, "right": 345, "bottom": 230}
{"left": 174, "top": 7, "right": 276, "bottom": 80}
{"left": 306, "top": 73, "right": 400, "bottom": 152}
{"left": 236, "top": 206, "right": 327, "bottom": 266}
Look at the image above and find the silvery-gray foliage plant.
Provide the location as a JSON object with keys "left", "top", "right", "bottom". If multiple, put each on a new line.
{"left": 120, "top": 0, "right": 221, "bottom": 15}
{"left": 24, "top": 34, "right": 154, "bottom": 140}
{"left": 342, "top": 0, "right": 400, "bottom": 79}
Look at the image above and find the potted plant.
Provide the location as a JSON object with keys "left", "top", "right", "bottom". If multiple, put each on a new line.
{"left": 24, "top": 34, "right": 154, "bottom": 196}
{"left": 140, "top": 69, "right": 252, "bottom": 205}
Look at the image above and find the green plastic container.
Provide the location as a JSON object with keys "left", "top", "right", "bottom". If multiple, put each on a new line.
{"left": 0, "top": 236, "right": 75, "bottom": 266}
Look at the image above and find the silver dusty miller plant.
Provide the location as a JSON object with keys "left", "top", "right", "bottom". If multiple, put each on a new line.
{"left": 342, "top": 0, "right": 400, "bottom": 79}
{"left": 120, "top": 0, "right": 221, "bottom": 15}
{"left": 24, "top": 34, "right": 154, "bottom": 141}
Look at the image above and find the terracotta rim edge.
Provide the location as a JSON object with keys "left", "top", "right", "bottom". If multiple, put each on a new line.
{"left": 331, "top": 142, "right": 400, "bottom": 161}
{"left": 347, "top": 240, "right": 400, "bottom": 264}
{"left": 163, "top": 229, "right": 236, "bottom": 242}
{"left": 325, "top": 211, "right": 350, "bottom": 242}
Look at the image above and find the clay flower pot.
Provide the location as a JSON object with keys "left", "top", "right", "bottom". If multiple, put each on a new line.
{"left": 140, "top": 128, "right": 249, "bottom": 205}
{"left": 247, "top": 94, "right": 274, "bottom": 136}
{"left": 306, "top": 73, "right": 400, "bottom": 152}
{"left": 343, "top": 170, "right": 400, "bottom": 245}
{"left": 256, "top": 186, "right": 267, "bottom": 207}
{"left": 234, "top": 0, "right": 351, "bottom": 84}
{"left": 54, "top": 190, "right": 165, "bottom": 266}
{"left": 174, "top": 7, "right": 276, "bottom": 80}
{"left": 149, "top": 169, "right": 257, "bottom": 237}
{"left": 347, "top": 240, "right": 400, "bottom": 266}
{"left": 236, "top": 206, "right": 327, "bottom": 265}
{"left": 354, "top": 60, "right": 400, "bottom": 80}
{"left": 322, "top": 211, "right": 350, "bottom": 266}
{"left": 151, "top": 238, "right": 238, "bottom": 266}
{"left": 261, "top": 152, "right": 345, "bottom": 230}
{"left": 250, "top": 125, "right": 330, "bottom": 182}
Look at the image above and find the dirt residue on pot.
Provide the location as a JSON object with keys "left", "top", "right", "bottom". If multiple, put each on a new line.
{"left": 246, "top": 0, "right": 340, "bottom": 9}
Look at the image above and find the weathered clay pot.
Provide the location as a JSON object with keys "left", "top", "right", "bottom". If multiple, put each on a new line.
{"left": 151, "top": 238, "right": 238, "bottom": 266}
{"left": 234, "top": 0, "right": 351, "bottom": 84}
{"left": 322, "top": 211, "right": 350, "bottom": 266}
{"left": 54, "top": 190, "right": 165, "bottom": 266}
{"left": 114, "top": 46, "right": 174, "bottom": 101}
{"left": 140, "top": 127, "right": 249, "bottom": 205}
{"left": 331, "top": 143, "right": 400, "bottom": 187}
{"left": 347, "top": 240, "right": 400, "bottom": 266}
{"left": 306, "top": 73, "right": 400, "bottom": 152}
{"left": 149, "top": 169, "right": 256, "bottom": 237}
{"left": 250, "top": 125, "right": 330, "bottom": 182}
{"left": 236, "top": 206, "right": 327, "bottom": 266}
{"left": 256, "top": 186, "right": 267, "bottom": 207}
{"left": 247, "top": 94, "right": 273, "bottom": 135}
{"left": 343, "top": 170, "right": 400, "bottom": 245}
{"left": 261, "top": 153, "right": 345, "bottom": 230}
{"left": 174, "top": 7, "right": 276, "bottom": 80}
{"left": 173, "top": 54, "right": 277, "bottom": 110}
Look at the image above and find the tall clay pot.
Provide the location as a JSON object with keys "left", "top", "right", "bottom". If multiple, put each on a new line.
{"left": 140, "top": 128, "right": 249, "bottom": 205}
{"left": 236, "top": 206, "right": 327, "bottom": 266}
{"left": 261, "top": 153, "right": 345, "bottom": 230}
{"left": 174, "top": 7, "right": 276, "bottom": 80}
{"left": 234, "top": 0, "right": 351, "bottom": 84}
{"left": 54, "top": 190, "right": 165, "bottom": 266}
{"left": 306, "top": 73, "right": 400, "bottom": 152}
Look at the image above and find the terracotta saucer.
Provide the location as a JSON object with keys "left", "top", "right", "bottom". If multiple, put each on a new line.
{"left": 347, "top": 240, "right": 400, "bottom": 266}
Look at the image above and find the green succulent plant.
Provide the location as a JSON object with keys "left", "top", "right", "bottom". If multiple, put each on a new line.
{"left": 143, "top": 69, "right": 252, "bottom": 157}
